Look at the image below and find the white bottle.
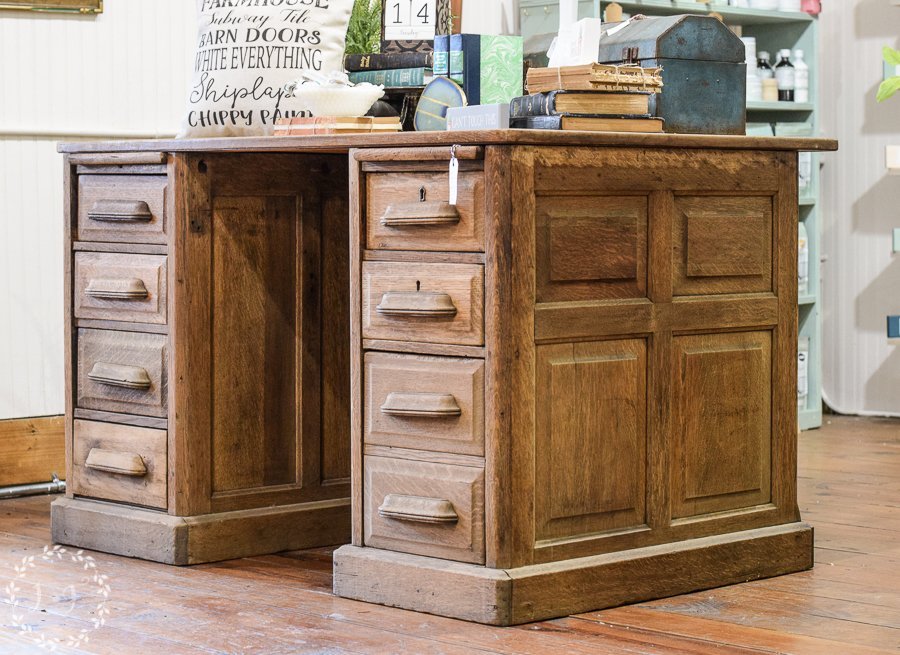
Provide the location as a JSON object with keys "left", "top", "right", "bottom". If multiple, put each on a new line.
{"left": 798, "top": 222, "right": 809, "bottom": 295}
{"left": 742, "top": 37, "right": 762, "bottom": 102}
{"left": 793, "top": 49, "right": 809, "bottom": 103}
{"left": 798, "top": 336, "right": 809, "bottom": 410}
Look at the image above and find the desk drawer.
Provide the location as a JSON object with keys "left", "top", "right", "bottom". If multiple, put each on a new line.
{"left": 365, "top": 352, "right": 484, "bottom": 456}
{"left": 364, "top": 455, "right": 484, "bottom": 564}
{"left": 77, "top": 175, "right": 168, "bottom": 244}
{"left": 362, "top": 261, "right": 484, "bottom": 346}
{"left": 366, "top": 171, "right": 484, "bottom": 252}
{"left": 76, "top": 328, "right": 167, "bottom": 418}
{"left": 74, "top": 252, "right": 167, "bottom": 325}
{"left": 71, "top": 419, "right": 167, "bottom": 510}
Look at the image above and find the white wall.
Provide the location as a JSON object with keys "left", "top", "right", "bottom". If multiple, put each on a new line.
{"left": 819, "top": 0, "right": 900, "bottom": 416}
{"left": 0, "top": 1, "right": 195, "bottom": 419}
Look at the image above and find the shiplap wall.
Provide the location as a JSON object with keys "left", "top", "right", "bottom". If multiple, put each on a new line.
{"left": 819, "top": 1, "right": 900, "bottom": 416}
{"left": 0, "top": 1, "right": 195, "bottom": 419}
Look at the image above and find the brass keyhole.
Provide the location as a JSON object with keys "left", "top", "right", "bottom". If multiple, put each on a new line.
{"left": 419, "top": 187, "right": 426, "bottom": 202}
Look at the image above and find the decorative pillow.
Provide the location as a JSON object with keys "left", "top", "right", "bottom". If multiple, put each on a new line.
{"left": 179, "top": 0, "right": 354, "bottom": 138}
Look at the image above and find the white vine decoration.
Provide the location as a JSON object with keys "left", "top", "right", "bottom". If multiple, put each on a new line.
{"left": 4, "top": 545, "right": 111, "bottom": 652}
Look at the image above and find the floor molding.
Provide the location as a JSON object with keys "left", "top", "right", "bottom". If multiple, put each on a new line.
{"left": 0, "top": 415, "right": 65, "bottom": 486}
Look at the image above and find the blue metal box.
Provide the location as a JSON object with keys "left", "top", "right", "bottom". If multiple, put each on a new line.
{"left": 596, "top": 15, "right": 746, "bottom": 135}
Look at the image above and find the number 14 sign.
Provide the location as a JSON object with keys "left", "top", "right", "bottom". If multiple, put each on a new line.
{"left": 383, "top": 0, "right": 437, "bottom": 41}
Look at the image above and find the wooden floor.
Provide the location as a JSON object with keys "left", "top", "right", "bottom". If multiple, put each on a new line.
{"left": 1, "top": 415, "right": 898, "bottom": 654}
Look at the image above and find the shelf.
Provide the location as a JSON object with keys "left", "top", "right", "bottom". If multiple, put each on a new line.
{"left": 747, "top": 101, "right": 814, "bottom": 112}
{"left": 598, "top": 1, "right": 814, "bottom": 24}
{"left": 799, "top": 406, "right": 822, "bottom": 431}
{"left": 799, "top": 196, "right": 816, "bottom": 206}
{"left": 799, "top": 295, "right": 816, "bottom": 306}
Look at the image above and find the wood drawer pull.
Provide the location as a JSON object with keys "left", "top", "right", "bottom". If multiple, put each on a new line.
{"left": 88, "top": 199, "right": 153, "bottom": 223}
{"left": 376, "top": 291, "right": 457, "bottom": 318}
{"left": 85, "top": 278, "right": 149, "bottom": 300}
{"left": 85, "top": 447, "right": 148, "bottom": 477}
{"left": 381, "top": 201, "right": 461, "bottom": 227}
{"left": 378, "top": 494, "right": 459, "bottom": 524}
{"left": 87, "top": 362, "right": 152, "bottom": 390}
{"left": 381, "top": 392, "right": 462, "bottom": 418}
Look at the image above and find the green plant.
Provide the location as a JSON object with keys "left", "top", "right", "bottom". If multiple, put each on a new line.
{"left": 345, "top": 0, "right": 382, "bottom": 56}
{"left": 877, "top": 46, "right": 900, "bottom": 102}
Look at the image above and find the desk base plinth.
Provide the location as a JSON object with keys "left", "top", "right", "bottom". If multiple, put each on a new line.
{"left": 51, "top": 496, "right": 350, "bottom": 565}
{"left": 333, "top": 522, "right": 814, "bottom": 625}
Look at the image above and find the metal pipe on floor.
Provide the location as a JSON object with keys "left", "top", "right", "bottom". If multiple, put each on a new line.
{"left": 0, "top": 474, "right": 66, "bottom": 500}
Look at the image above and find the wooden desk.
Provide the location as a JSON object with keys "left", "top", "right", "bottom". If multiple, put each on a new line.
{"left": 55, "top": 133, "right": 836, "bottom": 619}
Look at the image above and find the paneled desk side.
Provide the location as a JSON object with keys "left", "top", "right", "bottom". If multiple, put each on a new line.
{"left": 333, "top": 136, "right": 836, "bottom": 625}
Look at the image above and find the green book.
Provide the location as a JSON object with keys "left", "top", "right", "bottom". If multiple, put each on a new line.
{"left": 348, "top": 67, "right": 433, "bottom": 87}
{"left": 448, "top": 34, "right": 523, "bottom": 105}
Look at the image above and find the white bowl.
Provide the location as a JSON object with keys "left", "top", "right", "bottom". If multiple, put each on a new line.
{"left": 289, "top": 84, "right": 385, "bottom": 117}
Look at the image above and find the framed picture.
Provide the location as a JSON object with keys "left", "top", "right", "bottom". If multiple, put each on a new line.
{"left": 381, "top": 0, "right": 460, "bottom": 53}
{"left": 0, "top": 0, "right": 101, "bottom": 12}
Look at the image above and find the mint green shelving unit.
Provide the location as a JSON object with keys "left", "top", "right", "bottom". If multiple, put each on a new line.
{"left": 520, "top": 0, "right": 823, "bottom": 430}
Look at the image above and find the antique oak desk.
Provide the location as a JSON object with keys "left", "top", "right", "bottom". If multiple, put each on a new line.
{"left": 55, "top": 132, "right": 836, "bottom": 621}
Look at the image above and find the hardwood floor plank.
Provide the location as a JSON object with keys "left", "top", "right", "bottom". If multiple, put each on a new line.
{"left": 581, "top": 606, "right": 896, "bottom": 655}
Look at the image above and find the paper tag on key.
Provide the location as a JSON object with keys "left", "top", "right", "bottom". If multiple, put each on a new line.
{"left": 448, "top": 146, "right": 459, "bottom": 206}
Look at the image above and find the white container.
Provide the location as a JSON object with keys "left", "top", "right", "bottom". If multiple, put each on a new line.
{"left": 793, "top": 49, "right": 810, "bottom": 103}
{"left": 778, "top": 0, "right": 801, "bottom": 10}
{"left": 746, "top": 73, "right": 762, "bottom": 102}
{"left": 741, "top": 36, "right": 757, "bottom": 65}
{"left": 749, "top": 0, "right": 779, "bottom": 10}
{"left": 799, "top": 151, "right": 812, "bottom": 191}
{"left": 798, "top": 336, "right": 809, "bottom": 410}
{"left": 798, "top": 222, "right": 809, "bottom": 295}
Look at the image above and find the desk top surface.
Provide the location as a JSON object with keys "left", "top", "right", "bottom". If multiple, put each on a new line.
{"left": 59, "top": 129, "right": 838, "bottom": 155}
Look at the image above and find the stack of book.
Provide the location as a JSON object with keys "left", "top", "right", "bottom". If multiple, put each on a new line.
{"left": 512, "top": 64, "right": 665, "bottom": 133}
{"left": 274, "top": 116, "right": 402, "bottom": 136}
{"left": 525, "top": 63, "right": 664, "bottom": 94}
{"left": 344, "top": 52, "right": 434, "bottom": 90}
{"left": 433, "top": 34, "right": 524, "bottom": 106}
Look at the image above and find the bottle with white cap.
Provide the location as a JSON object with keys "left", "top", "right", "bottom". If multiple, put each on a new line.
{"left": 775, "top": 49, "right": 795, "bottom": 102}
{"left": 757, "top": 51, "right": 774, "bottom": 79}
{"left": 793, "top": 49, "right": 809, "bottom": 103}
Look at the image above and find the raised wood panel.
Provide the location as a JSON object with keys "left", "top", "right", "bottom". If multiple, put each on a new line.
{"left": 366, "top": 171, "right": 485, "bottom": 252}
{"left": 364, "top": 455, "right": 485, "bottom": 564}
{"left": 71, "top": 419, "right": 167, "bottom": 510}
{"left": 534, "top": 340, "right": 648, "bottom": 542}
{"left": 531, "top": 148, "right": 781, "bottom": 195}
{"left": 672, "top": 331, "right": 773, "bottom": 520}
{"left": 74, "top": 252, "right": 167, "bottom": 325}
{"left": 76, "top": 328, "right": 167, "bottom": 418}
{"left": 536, "top": 196, "right": 648, "bottom": 302}
{"left": 210, "top": 194, "right": 299, "bottom": 493}
{"left": 362, "top": 261, "right": 485, "bottom": 346}
{"left": 673, "top": 196, "right": 773, "bottom": 297}
{"left": 172, "top": 153, "right": 351, "bottom": 516}
{"left": 364, "top": 352, "right": 484, "bottom": 457}
{"left": 77, "top": 175, "right": 168, "bottom": 244}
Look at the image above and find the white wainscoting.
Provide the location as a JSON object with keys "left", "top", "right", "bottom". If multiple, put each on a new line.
{"left": 0, "top": 1, "right": 195, "bottom": 419}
